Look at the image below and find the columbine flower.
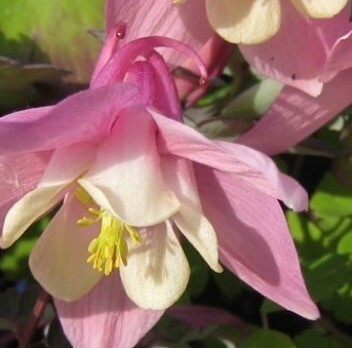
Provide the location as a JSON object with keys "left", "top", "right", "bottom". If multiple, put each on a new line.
{"left": 0, "top": 24, "right": 318, "bottom": 347}
{"left": 238, "top": 4, "right": 352, "bottom": 155}
{"left": 173, "top": 0, "right": 348, "bottom": 44}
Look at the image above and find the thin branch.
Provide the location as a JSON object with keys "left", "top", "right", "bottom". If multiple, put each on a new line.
{"left": 19, "top": 289, "right": 51, "bottom": 348}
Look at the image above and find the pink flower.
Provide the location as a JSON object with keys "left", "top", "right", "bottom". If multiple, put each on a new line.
{"left": 240, "top": 2, "right": 352, "bottom": 96}
{"left": 238, "top": 3, "right": 352, "bottom": 154}
{"left": 0, "top": 25, "right": 318, "bottom": 347}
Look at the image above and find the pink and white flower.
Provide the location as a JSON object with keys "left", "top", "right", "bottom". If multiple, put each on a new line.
{"left": 0, "top": 24, "right": 318, "bottom": 347}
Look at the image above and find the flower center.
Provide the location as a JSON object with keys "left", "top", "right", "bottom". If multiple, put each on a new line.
{"left": 75, "top": 186, "right": 141, "bottom": 275}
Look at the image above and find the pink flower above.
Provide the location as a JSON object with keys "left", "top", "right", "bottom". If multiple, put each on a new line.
{"left": 238, "top": 4, "right": 352, "bottom": 154}
{"left": 172, "top": 0, "right": 348, "bottom": 44}
{"left": 240, "top": 2, "right": 352, "bottom": 96}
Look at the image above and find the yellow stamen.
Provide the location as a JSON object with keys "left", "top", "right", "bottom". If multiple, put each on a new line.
{"left": 75, "top": 187, "right": 141, "bottom": 275}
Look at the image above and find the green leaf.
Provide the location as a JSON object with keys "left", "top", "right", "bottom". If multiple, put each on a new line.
{"left": 310, "top": 174, "right": 352, "bottom": 218}
{"left": 295, "top": 329, "right": 342, "bottom": 348}
{"left": 222, "top": 79, "right": 283, "bottom": 118}
{"left": 286, "top": 211, "right": 323, "bottom": 261}
{"left": 183, "top": 241, "right": 210, "bottom": 298}
{"left": 0, "top": 55, "right": 67, "bottom": 91}
{"left": 260, "top": 299, "right": 283, "bottom": 315}
{"left": 213, "top": 268, "right": 244, "bottom": 301}
{"left": 321, "top": 285, "right": 352, "bottom": 324}
{"left": 305, "top": 253, "right": 350, "bottom": 301}
{"left": 0, "top": 217, "right": 49, "bottom": 279}
{"left": 241, "top": 329, "right": 295, "bottom": 348}
{"left": 337, "top": 231, "right": 352, "bottom": 256}
{"left": 0, "top": 0, "right": 104, "bottom": 83}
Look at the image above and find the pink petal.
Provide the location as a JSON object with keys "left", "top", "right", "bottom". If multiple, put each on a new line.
{"left": 195, "top": 164, "right": 319, "bottom": 320}
{"left": 39, "top": 143, "right": 96, "bottom": 188}
{"left": 215, "top": 141, "right": 308, "bottom": 211}
{"left": 92, "top": 29, "right": 183, "bottom": 120}
{"left": 322, "top": 29, "right": 352, "bottom": 82}
{"left": 91, "top": 22, "right": 127, "bottom": 85}
{"left": 240, "top": 2, "right": 351, "bottom": 96}
{"left": 0, "top": 83, "right": 139, "bottom": 154}
{"left": 151, "top": 109, "right": 295, "bottom": 203}
{"left": 105, "top": 0, "right": 212, "bottom": 66}
{"left": 55, "top": 275, "right": 163, "bottom": 348}
{"left": 0, "top": 151, "right": 51, "bottom": 233}
{"left": 238, "top": 69, "right": 352, "bottom": 155}
{"left": 125, "top": 56, "right": 182, "bottom": 120}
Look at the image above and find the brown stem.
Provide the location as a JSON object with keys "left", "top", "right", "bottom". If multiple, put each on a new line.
{"left": 19, "top": 289, "right": 51, "bottom": 348}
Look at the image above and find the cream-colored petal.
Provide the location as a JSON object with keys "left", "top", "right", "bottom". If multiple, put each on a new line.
{"left": 161, "top": 155, "right": 199, "bottom": 208}
{"left": 161, "top": 156, "right": 222, "bottom": 272}
{"left": 291, "top": 0, "right": 348, "bottom": 18}
{"left": 120, "top": 221, "right": 190, "bottom": 310}
{"left": 1, "top": 186, "right": 65, "bottom": 248}
{"left": 173, "top": 206, "right": 223, "bottom": 273}
{"left": 205, "top": 0, "right": 281, "bottom": 44}
{"left": 82, "top": 108, "right": 180, "bottom": 227}
{"left": 30, "top": 195, "right": 102, "bottom": 301}
{"left": 1, "top": 143, "right": 94, "bottom": 248}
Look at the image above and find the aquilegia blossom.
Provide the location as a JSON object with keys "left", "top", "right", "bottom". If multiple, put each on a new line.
{"left": 238, "top": 2, "right": 352, "bottom": 155}
{"left": 0, "top": 25, "right": 318, "bottom": 347}
{"left": 172, "top": 0, "right": 347, "bottom": 44}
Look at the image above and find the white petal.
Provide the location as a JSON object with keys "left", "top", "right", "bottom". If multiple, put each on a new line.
{"left": 205, "top": 0, "right": 281, "bottom": 44}
{"left": 1, "top": 186, "right": 65, "bottom": 248}
{"left": 82, "top": 107, "right": 180, "bottom": 227}
{"left": 161, "top": 155, "right": 199, "bottom": 208}
{"left": 30, "top": 195, "right": 102, "bottom": 301}
{"left": 173, "top": 206, "right": 222, "bottom": 273}
{"left": 1, "top": 143, "right": 94, "bottom": 248}
{"left": 161, "top": 156, "right": 222, "bottom": 272}
{"left": 120, "top": 221, "right": 190, "bottom": 310}
{"left": 291, "top": 0, "right": 348, "bottom": 18}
